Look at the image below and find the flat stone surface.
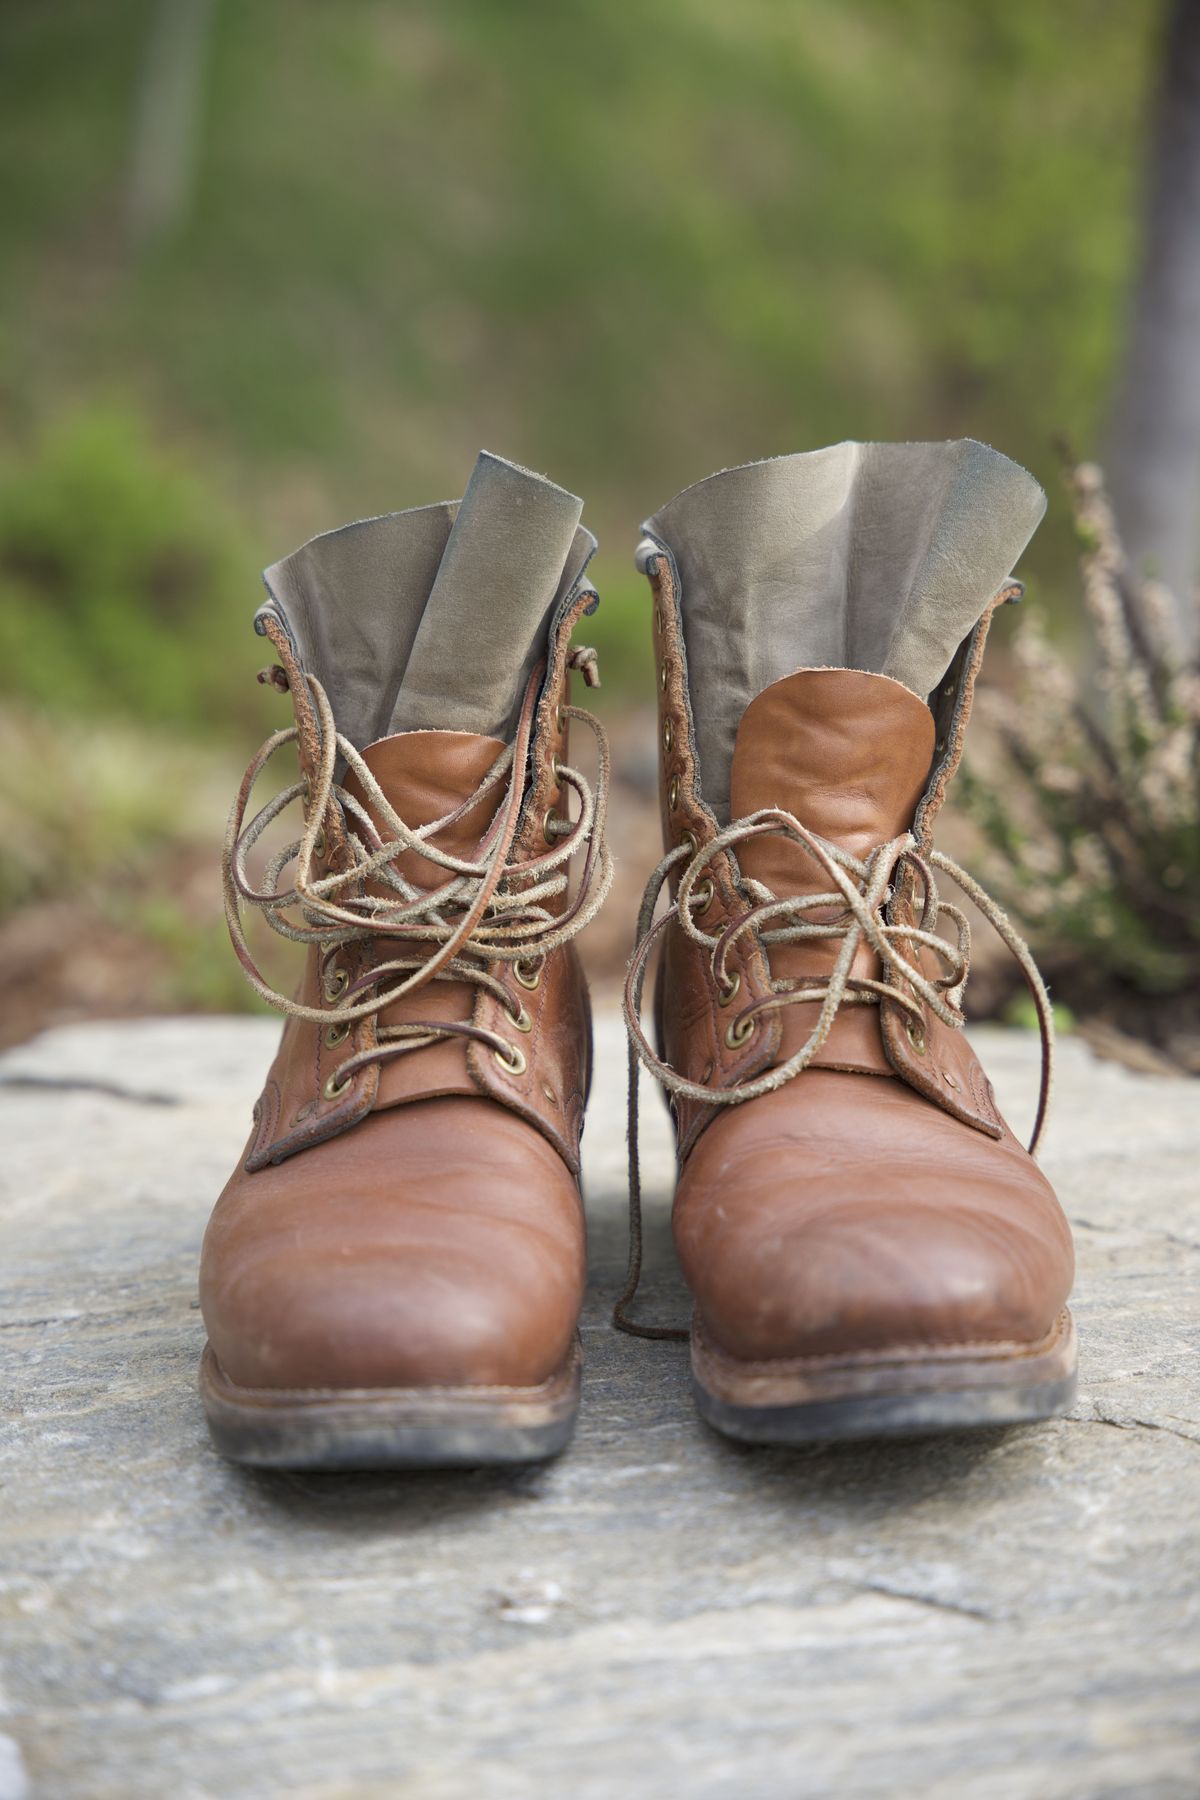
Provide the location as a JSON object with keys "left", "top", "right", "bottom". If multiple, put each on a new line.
{"left": 1, "top": 1014, "right": 1198, "bottom": 1799}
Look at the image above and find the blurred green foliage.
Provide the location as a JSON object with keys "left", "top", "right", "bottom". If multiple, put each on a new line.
{"left": 959, "top": 465, "right": 1200, "bottom": 1060}
{"left": 0, "top": 695, "right": 216, "bottom": 907}
{"left": 0, "top": 1, "right": 1167, "bottom": 1023}
{"left": 0, "top": 410, "right": 257, "bottom": 728}
{"left": 0, "top": 0, "right": 1158, "bottom": 723}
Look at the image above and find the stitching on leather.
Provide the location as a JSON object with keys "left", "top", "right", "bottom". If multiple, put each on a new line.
{"left": 650, "top": 552, "right": 781, "bottom": 1087}
{"left": 694, "top": 1308, "right": 1073, "bottom": 1375}
{"left": 518, "top": 602, "right": 592, "bottom": 851}
{"left": 966, "top": 1049, "right": 1001, "bottom": 1130}
{"left": 247, "top": 1077, "right": 281, "bottom": 1166}
{"left": 470, "top": 944, "right": 583, "bottom": 1175}
{"left": 206, "top": 1338, "right": 582, "bottom": 1405}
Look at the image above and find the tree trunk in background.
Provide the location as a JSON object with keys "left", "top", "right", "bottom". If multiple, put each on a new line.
{"left": 1107, "top": 0, "right": 1200, "bottom": 662}
{"left": 127, "top": 0, "right": 217, "bottom": 247}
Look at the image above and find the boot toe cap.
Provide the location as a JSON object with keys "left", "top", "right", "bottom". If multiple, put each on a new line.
{"left": 675, "top": 1073, "right": 1074, "bottom": 1364}
{"left": 201, "top": 1100, "right": 585, "bottom": 1393}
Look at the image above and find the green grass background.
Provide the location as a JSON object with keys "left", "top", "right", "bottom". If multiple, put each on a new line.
{"left": 0, "top": 0, "right": 1161, "bottom": 1022}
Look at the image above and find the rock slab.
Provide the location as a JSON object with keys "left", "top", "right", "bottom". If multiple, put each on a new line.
{"left": 1, "top": 1016, "right": 1198, "bottom": 1798}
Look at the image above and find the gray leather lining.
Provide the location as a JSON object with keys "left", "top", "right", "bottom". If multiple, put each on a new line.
{"left": 257, "top": 452, "right": 593, "bottom": 750}
{"left": 394, "top": 452, "right": 585, "bottom": 735}
{"left": 643, "top": 439, "right": 1046, "bottom": 822}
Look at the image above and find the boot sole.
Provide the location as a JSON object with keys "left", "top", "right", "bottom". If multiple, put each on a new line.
{"left": 691, "top": 1309, "right": 1077, "bottom": 1444}
{"left": 199, "top": 1339, "right": 582, "bottom": 1470}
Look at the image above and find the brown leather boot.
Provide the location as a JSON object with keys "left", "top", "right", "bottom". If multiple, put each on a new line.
{"left": 201, "top": 453, "right": 611, "bottom": 1468}
{"left": 620, "top": 441, "right": 1077, "bottom": 1442}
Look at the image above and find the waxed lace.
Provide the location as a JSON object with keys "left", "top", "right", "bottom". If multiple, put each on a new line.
{"left": 222, "top": 659, "right": 612, "bottom": 1089}
{"left": 615, "top": 809, "right": 1054, "bottom": 1339}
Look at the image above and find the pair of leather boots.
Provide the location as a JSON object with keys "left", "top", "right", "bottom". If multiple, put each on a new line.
{"left": 201, "top": 443, "right": 1076, "bottom": 1469}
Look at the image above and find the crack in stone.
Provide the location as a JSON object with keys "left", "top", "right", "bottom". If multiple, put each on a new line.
{"left": 855, "top": 1580, "right": 995, "bottom": 1623}
{"left": 0, "top": 1075, "right": 181, "bottom": 1107}
{"left": 1078, "top": 1411, "right": 1200, "bottom": 1447}
{"left": 1072, "top": 1216, "right": 1200, "bottom": 1254}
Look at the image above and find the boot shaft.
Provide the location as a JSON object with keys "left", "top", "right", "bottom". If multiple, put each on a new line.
{"left": 640, "top": 437, "right": 1045, "bottom": 833}
{"left": 634, "top": 439, "right": 1047, "bottom": 1151}
{"left": 226, "top": 451, "right": 609, "bottom": 1173}
{"left": 260, "top": 449, "right": 592, "bottom": 750}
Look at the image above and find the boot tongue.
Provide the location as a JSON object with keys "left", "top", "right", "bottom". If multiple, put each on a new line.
{"left": 389, "top": 451, "right": 584, "bottom": 738}
{"left": 343, "top": 730, "right": 506, "bottom": 892}
{"left": 727, "top": 668, "right": 935, "bottom": 899}
{"left": 259, "top": 451, "right": 592, "bottom": 754}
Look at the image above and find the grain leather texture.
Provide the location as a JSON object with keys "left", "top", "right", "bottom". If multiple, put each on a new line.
{"left": 673, "top": 1069, "right": 1073, "bottom": 1362}
{"left": 201, "top": 1100, "right": 586, "bottom": 1391}
{"left": 204, "top": 608, "right": 593, "bottom": 1395}
{"left": 643, "top": 516, "right": 1075, "bottom": 1371}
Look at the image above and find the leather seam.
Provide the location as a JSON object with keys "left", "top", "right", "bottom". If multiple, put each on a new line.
{"left": 694, "top": 1309, "right": 1073, "bottom": 1374}
{"left": 206, "top": 1340, "right": 581, "bottom": 1405}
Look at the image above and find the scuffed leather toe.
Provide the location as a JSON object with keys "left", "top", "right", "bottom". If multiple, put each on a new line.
{"left": 201, "top": 1098, "right": 585, "bottom": 1392}
{"left": 674, "top": 1070, "right": 1074, "bottom": 1364}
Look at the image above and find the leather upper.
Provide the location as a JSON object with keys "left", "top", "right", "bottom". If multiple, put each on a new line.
{"left": 202, "top": 1099, "right": 585, "bottom": 1391}
{"left": 202, "top": 642, "right": 593, "bottom": 1394}
{"left": 644, "top": 548, "right": 1075, "bottom": 1366}
{"left": 673, "top": 1070, "right": 1073, "bottom": 1362}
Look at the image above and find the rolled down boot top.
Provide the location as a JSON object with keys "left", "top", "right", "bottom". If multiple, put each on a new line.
{"left": 623, "top": 439, "right": 1076, "bottom": 1444}
{"left": 229, "top": 448, "right": 606, "bottom": 1175}
{"left": 639, "top": 438, "right": 1045, "bottom": 823}
{"left": 638, "top": 440, "right": 1049, "bottom": 1116}
{"left": 634, "top": 437, "right": 1053, "bottom": 1124}
{"left": 259, "top": 448, "right": 595, "bottom": 750}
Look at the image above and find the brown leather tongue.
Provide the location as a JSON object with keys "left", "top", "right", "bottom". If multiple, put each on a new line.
{"left": 727, "top": 668, "right": 935, "bottom": 1067}
{"left": 343, "top": 729, "right": 507, "bottom": 892}
{"left": 343, "top": 727, "right": 506, "bottom": 1011}
{"left": 338, "top": 730, "right": 508, "bottom": 1100}
{"left": 728, "top": 668, "right": 935, "bottom": 889}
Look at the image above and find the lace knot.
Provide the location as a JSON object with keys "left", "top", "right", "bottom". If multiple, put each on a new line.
{"left": 222, "top": 667, "right": 613, "bottom": 1091}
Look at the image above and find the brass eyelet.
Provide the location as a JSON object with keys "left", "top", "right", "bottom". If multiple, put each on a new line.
{"left": 543, "top": 808, "right": 561, "bottom": 844}
{"left": 718, "top": 971, "right": 741, "bottom": 1007}
{"left": 323, "top": 966, "right": 349, "bottom": 1003}
{"left": 725, "top": 1014, "right": 755, "bottom": 1049}
{"left": 662, "top": 717, "right": 673, "bottom": 754}
{"left": 906, "top": 1017, "right": 928, "bottom": 1055}
{"left": 659, "top": 662, "right": 669, "bottom": 691}
{"left": 654, "top": 603, "right": 663, "bottom": 633}
{"left": 323, "top": 1070, "right": 352, "bottom": 1101}
{"left": 313, "top": 830, "right": 326, "bottom": 861}
{"left": 493, "top": 1041, "right": 527, "bottom": 1077}
{"left": 690, "top": 877, "right": 714, "bottom": 912}
{"left": 551, "top": 753, "right": 563, "bottom": 779}
{"left": 324, "top": 1020, "right": 350, "bottom": 1048}
{"left": 300, "top": 774, "right": 311, "bottom": 805}
{"left": 555, "top": 703, "right": 567, "bottom": 732}
{"left": 507, "top": 1001, "right": 533, "bottom": 1034}
{"left": 514, "top": 957, "right": 543, "bottom": 990}
{"left": 667, "top": 774, "right": 680, "bottom": 810}
{"left": 679, "top": 830, "right": 697, "bottom": 857}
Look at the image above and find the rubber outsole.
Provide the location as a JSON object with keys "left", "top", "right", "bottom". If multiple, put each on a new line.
{"left": 691, "top": 1310, "right": 1078, "bottom": 1445}
{"left": 199, "top": 1339, "right": 582, "bottom": 1470}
